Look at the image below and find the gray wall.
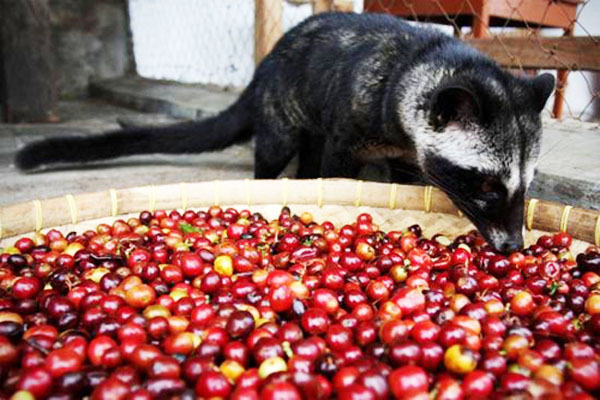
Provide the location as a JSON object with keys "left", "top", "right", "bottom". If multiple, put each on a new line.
{"left": 49, "top": 0, "right": 134, "bottom": 97}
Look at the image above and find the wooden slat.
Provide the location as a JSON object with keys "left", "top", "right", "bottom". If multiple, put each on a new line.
{"left": 1, "top": 180, "right": 598, "bottom": 248}
{"left": 488, "top": 0, "right": 577, "bottom": 28}
{"left": 364, "top": 0, "right": 482, "bottom": 17}
{"left": 254, "top": 0, "right": 283, "bottom": 65}
{"left": 313, "top": 0, "right": 334, "bottom": 13}
{"left": 333, "top": 0, "right": 354, "bottom": 12}
{"left": 313, "top": 0, "right": 354, "bottom": 13}
{"left": 364, "top": 0, "right": 577, "bottom": 29}
{"left": 466, "top": 36, "right": 600, "bottom": 71}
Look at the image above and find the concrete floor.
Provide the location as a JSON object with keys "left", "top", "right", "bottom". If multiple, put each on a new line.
{"left": 0, "top": 77, "right": 599, "bottom": 210}
{"left": 0, "top": 99, "right": 255, "bottom": 206}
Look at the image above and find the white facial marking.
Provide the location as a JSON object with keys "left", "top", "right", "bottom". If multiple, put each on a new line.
{"left": 473, "top": 199, "right": 486, "bottom": 209}
{"left": 398, "top": 63, "right": 504, "bottom": 175}
{"left": 503, "top": 161, "right": 521, "bottom": 199}
{"left": 415, "top": 123, "right": 502, "bottom": 173}
{"left": 523, "top": 160, "right": 537, "bottom": 189}
{"left": 487, "top": 227, "right": 508, "bottom": 249}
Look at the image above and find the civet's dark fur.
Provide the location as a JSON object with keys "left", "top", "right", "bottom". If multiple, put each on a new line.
{"left": 16, "top": 13, "right": 555, "bottom": 252}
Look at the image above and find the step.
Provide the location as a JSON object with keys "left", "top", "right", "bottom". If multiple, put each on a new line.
{"left": 90, "top": 76, "right": 240, "bottom": 120}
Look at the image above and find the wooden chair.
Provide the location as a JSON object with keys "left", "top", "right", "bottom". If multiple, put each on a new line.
{"left": 364, "top": 0, "right": 581, "bottom": 118}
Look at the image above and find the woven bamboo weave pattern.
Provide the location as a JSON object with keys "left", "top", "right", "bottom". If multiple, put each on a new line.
{"left": 0, "top": 179, "right": 598, "bottom": 253}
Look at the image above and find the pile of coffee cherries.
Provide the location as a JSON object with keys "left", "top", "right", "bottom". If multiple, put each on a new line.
{"left": 1, "top": 206, "right": 600, "bottom": 400}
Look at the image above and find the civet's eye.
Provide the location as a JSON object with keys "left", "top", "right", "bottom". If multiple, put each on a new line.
{"left": 481, "top": 177, "right": 499, "bottom": 193}
{"left": 479, "top": 177, "right": 504, "bottom": 203}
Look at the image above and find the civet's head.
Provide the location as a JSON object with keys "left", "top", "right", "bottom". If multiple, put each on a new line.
{"left": 400, "top": 62, "right": 555, "bottom": 253}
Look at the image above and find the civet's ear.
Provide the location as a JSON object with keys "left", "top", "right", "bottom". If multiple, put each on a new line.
{"left": 429, "top": 85, "right": 481, "bottom": 130}
{"left": 531, "top": 73, "right": 555, "bottom": 112}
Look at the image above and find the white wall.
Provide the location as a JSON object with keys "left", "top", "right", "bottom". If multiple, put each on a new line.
{"left": 130, "top": 0, "right": 257, "bottom": 88}
{"left": 129, "top": 0, "right": 360, "bottom": 88}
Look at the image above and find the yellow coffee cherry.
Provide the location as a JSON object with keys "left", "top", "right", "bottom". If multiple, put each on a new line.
{"left": 10, "top": 391, "right": 35, "bottom": 400}
{"left": 356, "top": 242, "right": 376, "bottom": 261}
{"left": 503, "top": 334, "right": 530, "bottom": 360}
{"left": 220, "top": 360, "right": 245, "bottom": 382}
{"left": 449, "top": 294, "right": 471, "bottom": 313}
{"left": 585, "top": 294, "right": 600, "bottom": 315}
{"left": 143, "top": 304, "right": 171, "bottom": 319}
{"left": 484, "top": 298, "right": 505, "bottom": 317}
{"left": 435, "top": 235, "right": 451, "bottom": 246}
{"left": 173, "top": 242, "right": 190, "bottom": 252}
{"left": 170, "top": 289, "right": 189, "bottom": 302}
{"left": 63, "top": 242, "right": 85, "bottom": 257}
{"left": 289, "top": 281, "right": 309, "bottom": 299}
{"left": 3, "top": 247, "right": 20, "bottom": 255}
{"left": 390, "top": 265, "right": 407, "bottom": 282}
{"left": 214, "top": 255, "right": 233, "bottom": 276}
{"left": 167, "top": 315, "right": 190, "bottom": 334}
{"left": 535, "top": 364, "right": 563, "bottom": 386}
{"left": 0, "top": 312, "right": 23, "bottom": 325}
{"left": 282, "top": 341, "right": 294, "bottom": 358}
{"left": 457, "top": 244, "right": 471, "bottom": 253}
{"left": 83, "top": 267, "right": 110, "bottom": 283}
{"left": 444, "top": 344, "right": 477, "bottom": 374}
{"left": 234, "top": 304, "right": 260, "bottom": 322}
{"left": 258, "top": 356, "right": 287, "bottom": 379}
{"left": 300, "top": 212, "right": 313, "bottom": 225}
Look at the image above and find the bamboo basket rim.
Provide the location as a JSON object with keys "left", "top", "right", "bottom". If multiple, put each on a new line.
{"left": 0, "top": 178, "right": 598, "bottom": 247}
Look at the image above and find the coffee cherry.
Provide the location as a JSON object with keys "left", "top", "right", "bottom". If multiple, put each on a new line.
{"left": 462, "top": 370, "right": 494, "bottom": 397}
{"left": 214, "top": 255, "right": 233, "bottom": 277}
{"left": 12, "top": 277, "right": 41, "bottom": 300}
{"left": 0, "top": 335, "right": 19, "bottom": 364}
{"left": 269, "top": 285, "right": 294, "bottom": 312}
{"left": 258, "top": 356, "right": 287, "bottom": 379}
{"left": 16, "top": 367, "right": 53, "bottom": 398}
{"left": 195, "top": 371, "right": 232, "bottom": 398}
{"left": 226, "top": 310, "right": 255, "bottom": 338}
{"left": 45, "top": 348, "right": 83, "bottom": 378}
{"left": 569, "top": 357, "right": 600, "bottom": 391}
{"left": 301, "top": 308, "right": 329, "bottom": 335}
{"left": 261, "top": 382, "right": 302, "bottom": 400}
{"left": 0, "top": 206, "right": 598, "bottom": 399}
{"left": 125, "top": 284, "right": 156, "bottom": 308}
{"left": 585, "top": 293, "right": 600, "bottom": 315}
{"left": 92, "top": 377, "right": 129, "bottom": 400}
{"left": 510, "top": 290, "right": 535, "bottom": 316}
{"left": 444, "top": 345, "right": 477, "bottom": 374}
{"left": 388, "top": 365, "right": 428, "bottom": 398}
{"left": 220, "top": 359, "right": 245, "bottom": 382}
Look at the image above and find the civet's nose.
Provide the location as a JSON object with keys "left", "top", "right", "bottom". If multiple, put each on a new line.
{"left": 499, "top": 240, "right": 522, "bottom": 254}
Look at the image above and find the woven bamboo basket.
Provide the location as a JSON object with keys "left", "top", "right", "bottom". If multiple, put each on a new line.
{"left": 1, "top": 179, "right": 599, "bottom": 254}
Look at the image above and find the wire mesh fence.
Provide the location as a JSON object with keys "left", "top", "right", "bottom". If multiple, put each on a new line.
{"left": 128, "top": 0, "right": 599, "bottom": 121}
{"left": 364, "top": 0, "right": 600, "bottom": 121}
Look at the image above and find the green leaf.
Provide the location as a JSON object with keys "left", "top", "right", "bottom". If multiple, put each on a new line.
{"left": 549, "top": 281, "right": 559, "bottom": 296}
{"left": 572, "top": 319, "right": 584, "bottom": 331}
{"left": 180, "top": 223, "right": 203, "bottom": 234}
